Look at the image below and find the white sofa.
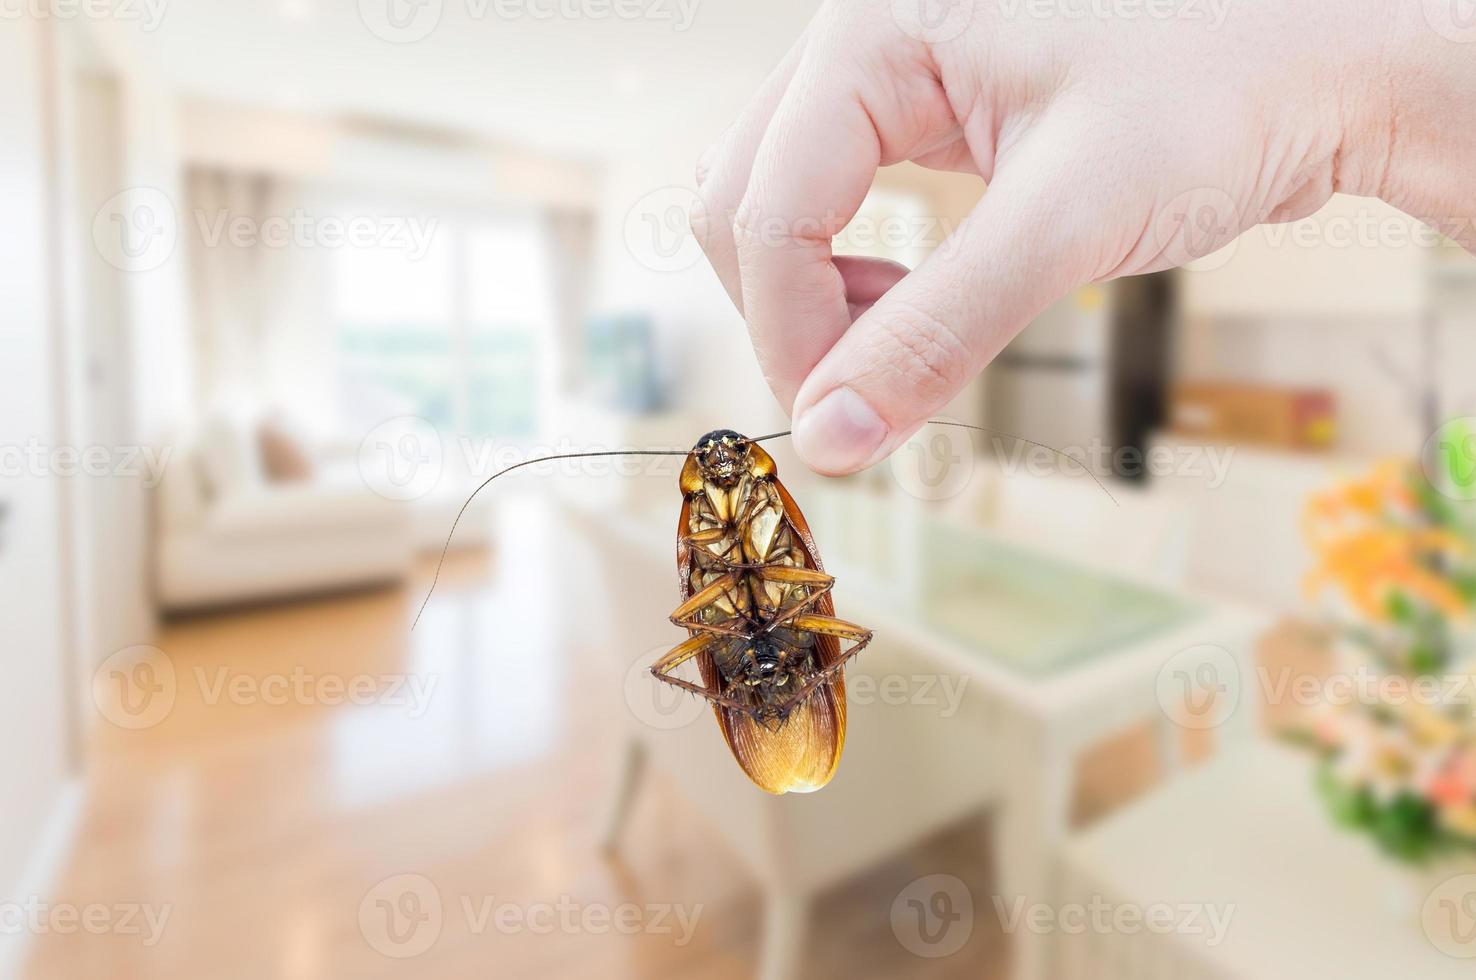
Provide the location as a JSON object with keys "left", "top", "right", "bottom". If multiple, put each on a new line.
{"left": 155, "top": 415, "right": 414, "bottom": 612}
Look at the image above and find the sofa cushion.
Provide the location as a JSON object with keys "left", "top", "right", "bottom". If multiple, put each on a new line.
{"left": 258, "top": 416, "right": 315, "bottom": 483}
{"left": 197, "top": 412, "right": 262, "bottom": 501}
{"left": 203, "top": 484, "right": 404, "bottom": 541}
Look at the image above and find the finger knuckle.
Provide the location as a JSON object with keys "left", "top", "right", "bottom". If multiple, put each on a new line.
{"left": 694, "top": 144, "right": 717, "bottom": 191}
{"left": 730, "top": 195, "right": 768, "bottom": 252}
{"left": 877, "top": 299, "right": 972, "bottom": 394}
{"left": 688, "top": 192, "right": 716, "bottom": 253}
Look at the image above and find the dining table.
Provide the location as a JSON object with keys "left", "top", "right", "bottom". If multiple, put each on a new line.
{"left": 818, "top": 497, "right": 1269, "bottom": 980}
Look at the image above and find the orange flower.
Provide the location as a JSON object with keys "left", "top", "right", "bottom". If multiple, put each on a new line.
{"left": 1303, "top": 462, "right": 1469, "bottom": 622}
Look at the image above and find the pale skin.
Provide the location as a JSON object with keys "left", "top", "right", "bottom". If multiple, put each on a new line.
{"left": 691, "top": 0, "right": 1476, "bottom": 475}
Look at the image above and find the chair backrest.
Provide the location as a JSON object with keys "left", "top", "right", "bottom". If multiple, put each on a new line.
{"left": 985, "top": 465, "right": 1195, "bottom": 588}
{"left": 577, "top": 500, "right": 1002, "bottom": 894}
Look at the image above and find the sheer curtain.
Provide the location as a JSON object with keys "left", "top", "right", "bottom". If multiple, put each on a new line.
{"left": 186, "top": 166, "right": 595, "bottom": 445}
{"left": 185, "top": 167, "right": 337, "bottom": 427}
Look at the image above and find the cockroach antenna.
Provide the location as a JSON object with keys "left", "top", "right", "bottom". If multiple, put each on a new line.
{"left": 411, "top": 420, "right": 1117, "bottom": 630}
{"left": 411, "top": 446, "right": 692, "bottom": 630}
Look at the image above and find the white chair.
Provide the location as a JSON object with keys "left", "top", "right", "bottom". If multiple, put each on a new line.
{"left": 579, "top": 506, "right": 1004, "bottom": 980}
{"left": 1057, "top": 739, "right": 1476, "bottom": 980}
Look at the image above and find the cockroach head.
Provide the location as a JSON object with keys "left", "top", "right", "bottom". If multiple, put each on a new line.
{"left": 692, "top": 429, "right": 750, "bottom": 487}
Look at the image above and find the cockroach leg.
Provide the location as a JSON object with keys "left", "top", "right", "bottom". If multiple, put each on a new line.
{"left": 667, "top": 572, "right": 751, "bottom": 638}
{"left": 755, "top": 564, "right": 833, "bottom": 586}
{"left": 767, "top": 616, "right": 874, "bottom": 718}
{"left": 788, "top": 614, "right": 872, "bottom": 643}
{"left": 649, "top": 632, "right": 718, "bottom": 676}
{"left": 679, "top": 527, "right": 727, "bottom": 550}
{"left": 649, "top": 634, "right": 756, "bottom": 712}
{"left": 753, "top": 564, "right": 835, "bottom": 633}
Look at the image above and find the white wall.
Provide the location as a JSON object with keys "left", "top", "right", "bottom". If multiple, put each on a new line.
{"left": 42, "top": 18, "right": 187, "bottom": 693}
{"left": 0, "top": 14, "right": 81, "bottom": 971}
{"left": 1178, "top": 194, "right": 1476, "bottom": 454}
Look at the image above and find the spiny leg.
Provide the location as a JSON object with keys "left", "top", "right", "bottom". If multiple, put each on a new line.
{"left": 649, "top": 632, "right": 717, "bottom": 676}
{"left": 648, "top": 633, "right": 755, "bottom": 713}
{"left": 767, "top": 614, "right": 874, "bottom": 717}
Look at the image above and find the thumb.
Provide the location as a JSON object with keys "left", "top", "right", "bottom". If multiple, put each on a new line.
{"left": 790, "top": 139, "right": 1112, "bottom": 475}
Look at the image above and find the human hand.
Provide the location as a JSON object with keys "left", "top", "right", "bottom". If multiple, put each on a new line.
{"left": 693, "top": 0, "right": 1476, "bottom": 474}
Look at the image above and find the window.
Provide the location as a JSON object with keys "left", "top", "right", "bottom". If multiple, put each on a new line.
{"left": 332, "top": 208, "right": 552, "bottom": 440}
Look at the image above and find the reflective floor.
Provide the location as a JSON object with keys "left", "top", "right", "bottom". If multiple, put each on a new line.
{"left": 25, "top": 502, "right": 1024, "bottom": 979}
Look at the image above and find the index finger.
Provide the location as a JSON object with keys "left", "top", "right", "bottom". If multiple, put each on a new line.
{"left": 734, "top": 58, "right": 881, "bottom": 411}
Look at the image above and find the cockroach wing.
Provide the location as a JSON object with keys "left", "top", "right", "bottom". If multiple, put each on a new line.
{"left": 677, "top": 476, "right": 848, "bottom": 795}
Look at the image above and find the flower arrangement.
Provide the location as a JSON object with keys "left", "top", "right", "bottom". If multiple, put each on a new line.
{"left": 1299, "top": 456, "right": 1476, "bottom": 862}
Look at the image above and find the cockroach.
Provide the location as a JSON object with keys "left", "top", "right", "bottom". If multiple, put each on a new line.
{"left": 653, "top": 428, "right": 870, "bottom": 794}
{"left": 413, "top": 420, "right": 1114, "bottom": 795}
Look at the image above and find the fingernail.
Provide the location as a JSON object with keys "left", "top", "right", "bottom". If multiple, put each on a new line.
{"left": 792, "top": 388, "right": 888, "bottom": 475}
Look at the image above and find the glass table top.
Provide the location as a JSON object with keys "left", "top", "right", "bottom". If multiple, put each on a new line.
{"left": 913, "top": 519, "right": 1203, "bottom": 679}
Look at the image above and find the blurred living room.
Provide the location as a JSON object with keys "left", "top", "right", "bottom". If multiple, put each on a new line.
{"left": 8, "top": 2, "right": 1476, "bottom": 979}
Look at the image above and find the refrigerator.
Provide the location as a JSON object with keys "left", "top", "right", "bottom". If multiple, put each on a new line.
{"left": 985, "top": 273, "right": 1176, "bottom": 481}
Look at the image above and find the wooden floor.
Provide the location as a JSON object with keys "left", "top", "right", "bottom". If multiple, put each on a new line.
{"left": 24, "top": 504, "right": 1215, "bottom": 980}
